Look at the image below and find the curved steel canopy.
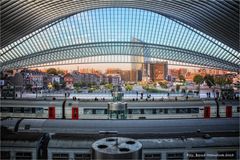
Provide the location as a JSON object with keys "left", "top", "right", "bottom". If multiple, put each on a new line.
{"left": 0, "top": 1, "right": 239, "bottom": 71}
{"left": 1, "top": 0, "right": 239, "bottom": 50}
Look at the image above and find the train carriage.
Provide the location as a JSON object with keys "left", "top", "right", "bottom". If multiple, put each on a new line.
{"left": 1, "top": 126, "right": 49, "bottom": 160}
{"left": 0, "top": 101, "right": 49, "bottom": 119}
{"left": 0, "top": 99, "right": 239, "bottom": 119}
{"left": 219, "top": 101, "right": 240, "bottom": 118}
{"left": 1, "top": 118, "right": 239, "bottom": 160}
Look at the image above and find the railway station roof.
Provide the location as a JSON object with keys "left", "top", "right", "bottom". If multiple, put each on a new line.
{"left": 1, "top": 0, "right": 239, "bottom": 71}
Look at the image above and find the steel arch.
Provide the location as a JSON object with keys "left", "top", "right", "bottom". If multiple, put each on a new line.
{"left": 1, "top": 42, "right": 238, "bottom": 72}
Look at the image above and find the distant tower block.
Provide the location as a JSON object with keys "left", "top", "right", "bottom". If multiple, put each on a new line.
{"left": 92, "top": 137, "right": 142, "bottom": 160}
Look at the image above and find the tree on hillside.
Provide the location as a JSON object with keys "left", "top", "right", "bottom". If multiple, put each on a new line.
{"left": 176, "top": 84, "right": 181, "bottom": 92}
{"left": 57, "top": 69, "right": 65, "bottom": 75}
{"left": 178, "top": 75, "right": 186, "bottom": 83}
{"left": 159, "top": 81, "right": 168, "bottom": 88}
{"left": 73, "top": 82, "right": 81, "bottom": 92}
{"left": 226, "top": 78, "right": 233, "bottom": 85}
{"left": 215, "top": 75, "right": 233, "bottom": 88}
{"left": 100, "top": 81, "right": 107, "bottom": 85}
{"left": 61, "top": 82, "right": 66, "bottom": 89}
{"left": 87, "top": 82, "right": 97, "bottom": 88}
{"left": 193, "top": 74, "right": 204, "bottom": 85}
{"left": 125, "top": 84, "right": 133, "bottom": 91}
{"left": 79, "top": 82, "right": 87, "bottom": 87}
{"left": 53, "top": 82, "right": 60, "bottom": 90}
{"left": 46, "top": 68, "right": 57, "bottom": 75}
{"left": 214, "top": 75, "right": 233, "bottom": 99}
{"left": 204, "top": 74, "right": 215, "bottom": 88}
{"left": 105, "top": 83, "right": 113, "bottom": 90}
{"left": 193, "top": 74, "right": 204, "bottom": 94}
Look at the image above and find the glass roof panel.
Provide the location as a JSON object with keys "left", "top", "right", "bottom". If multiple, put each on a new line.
{"left": 1, "top": 8, "right": 239, "bottom": 71}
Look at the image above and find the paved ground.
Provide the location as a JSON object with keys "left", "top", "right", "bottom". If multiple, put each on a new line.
{"left": 15, "top": 90, "right": 215, "bottom": 100}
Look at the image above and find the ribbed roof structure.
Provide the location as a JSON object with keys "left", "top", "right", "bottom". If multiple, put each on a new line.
{"left": 0, "top": 0, "right": 239, "bottom": 71}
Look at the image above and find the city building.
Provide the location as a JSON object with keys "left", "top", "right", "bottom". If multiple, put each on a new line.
{"left": 130, "top": 70, "right": 137, "bottom": 82}
{"left": 64, "top": 73, "right": 74, "bottom": 89}
{"left": 131, "top": 38, "right": 145, "bottom": 82}
{"left": 72, "top": 71, "right": 84, "bottom": 84}
{"left": 99, "top": 74, "right": 109, "bottom": 84}
{"left": 120, "top": 70, "right": 131, "bottom": 82}
{"left": 29, "top": 75, "right": 44, "bottom": 89}
{"left": 108, "top": 74, "right": 121, "bottom": 86}
{"left": 51, "top": 75, "right": 61, "bottom": 84}
{"left": 150, "top": 62, "right": 168, "bottom": 82}
{"left": 20, "top": 69, "right": 46, "bottom": 89}
{"left": 106, "top": 68, "right": 121, "bottom": 75}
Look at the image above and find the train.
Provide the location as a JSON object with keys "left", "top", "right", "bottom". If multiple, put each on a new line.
{"left": 1, "top": 118, "right": 239, "bottom": 160}
{"left": 0, "top": 99, "right": 239, "bottom": 120}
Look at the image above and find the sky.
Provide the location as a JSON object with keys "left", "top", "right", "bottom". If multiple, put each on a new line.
{"left": 37, "top": 62, "right": 205, "bottom": 73}
{"left": 36, "top": 55, "right": 195, "bottom": 72}
{"left": 43, "top": 63, "right": 131, "bottom": 72}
